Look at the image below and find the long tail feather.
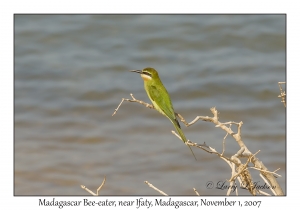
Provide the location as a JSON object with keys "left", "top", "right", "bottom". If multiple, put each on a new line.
{"left": 174, "top": 123, "right": 197, "bottom": 160}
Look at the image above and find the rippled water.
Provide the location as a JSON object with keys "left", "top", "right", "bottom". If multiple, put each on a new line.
{"left": 15, "top": 14, "right": 286, "bottom": 195}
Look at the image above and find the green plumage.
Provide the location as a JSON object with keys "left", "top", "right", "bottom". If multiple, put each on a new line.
{"left": 131, "top": 67, "right": 196, "bottom": 160}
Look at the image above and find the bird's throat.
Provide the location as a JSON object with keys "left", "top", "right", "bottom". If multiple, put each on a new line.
{"left": 140, "top": 74, "right": 151, "bottom": 81}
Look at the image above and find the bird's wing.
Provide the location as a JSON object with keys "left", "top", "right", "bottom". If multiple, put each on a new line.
{"left": 149, "top": 84, "right": 178, "bottom": 124}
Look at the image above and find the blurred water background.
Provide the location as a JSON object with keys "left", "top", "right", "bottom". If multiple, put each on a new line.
{"left": 14, "top": 14, "right": 286, "bottom": 195}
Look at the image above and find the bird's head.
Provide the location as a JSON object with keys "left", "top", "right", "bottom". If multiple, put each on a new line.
{"left": 130, "top": 67, "right": 159, "bottom": 81}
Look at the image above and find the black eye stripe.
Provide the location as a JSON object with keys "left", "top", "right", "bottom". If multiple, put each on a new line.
{"left": 143, "top": 72, "right": 152, "bottom": 77}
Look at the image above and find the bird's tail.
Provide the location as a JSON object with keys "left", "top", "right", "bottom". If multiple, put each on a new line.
{"left": 173, "top": 123, "right": 197, "bottom": 160}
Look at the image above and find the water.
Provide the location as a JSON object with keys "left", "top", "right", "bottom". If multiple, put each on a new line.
{"left": 15, "top": 14, "right": 286, "bottom": 195}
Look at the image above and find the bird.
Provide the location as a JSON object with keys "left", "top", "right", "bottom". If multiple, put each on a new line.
{"left": 130, "top": 67, "right": 197, "bottom": 160}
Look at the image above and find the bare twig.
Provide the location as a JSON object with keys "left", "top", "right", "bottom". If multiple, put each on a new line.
{"left": 177, "top": 108, "right": 249, "bottom": 154}
{"left": 81, "top": 176, "right": 106, "bottom": 196}
{"left": 112, "top": 93, "right": 154, "bottom": 116}
{"left": 278, "top": 82, "right": 286, "bottom": 107}
{"left": 222, "top": 127, "right": 230, "bottom": 156}
{"left": 256, "top": 189, "right": 271, "bottom": 196}
{"left": 144, "top": 181, "right": 168, "bottom": 196}
{"left": 97, "top": 176, "right": 106, "bottom": 195}
{"left": 226, "top": 181, "right": 238, "bottom": 196}
{"left": 81, "top": 185, "right": 97, "bottom": 196}
{"left": 249, "top": 167, "right": 281, "bottom": 178}
{"left": 172, "top": 131, "right": 236, "bottom": 166}
{"left": 193, "top": 188, "right": 200, "bottom": 196}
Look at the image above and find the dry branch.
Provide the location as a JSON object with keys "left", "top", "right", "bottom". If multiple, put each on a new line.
{"left": 193, "top": 188, "right": 200, "bottom": 196}
{"left": 81, "top": 176, "right": 106, "bottom": 196}
{"left": 144, "top": 181, "right": 168, "bottom": 196}
{"left": 113, "top": 94, "right": 284, "bottom": 196}
{"left": 277, "top": 82, "right": 286, "bottom": 107}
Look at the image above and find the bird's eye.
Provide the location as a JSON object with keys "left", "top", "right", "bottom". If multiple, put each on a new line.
{"left": 143, "top": 72, "right": 152, "bottom": 77}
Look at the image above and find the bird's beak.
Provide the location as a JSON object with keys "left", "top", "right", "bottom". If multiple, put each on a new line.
{"left": 130, "top": 70, "right": 142, "bottom": 74}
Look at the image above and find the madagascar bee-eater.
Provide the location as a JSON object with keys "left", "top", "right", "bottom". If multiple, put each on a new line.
{"left": 130, "top": 67, "right": 196, "bottom": 160}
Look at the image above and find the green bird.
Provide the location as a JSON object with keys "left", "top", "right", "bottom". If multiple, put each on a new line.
{"left": 130, "top": 67, "right": 196, "bottom": 160}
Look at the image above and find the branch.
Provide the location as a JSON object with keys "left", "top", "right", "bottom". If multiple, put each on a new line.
{"left": 113, "top": 94, "right": 284, "bottom": 195}
{"left": 144, "top": 181, "right": 168, "bottom": 196}
{"left": 193, "top": 188, "right": 200, "bottom": 196}
{"left": 81, "top": 176, "right": 106, "bottom": 196}
{"left": 112, "top": 93, "right": 154, "bottom": 116}
{"left": 229, "top": 151, "right": 259, "bottom": 182}
{"left": 277, "top": 82, "right": 286, "bottom": 107}
{"left": 177, "top": 107, "right": 284, "bottom": 195}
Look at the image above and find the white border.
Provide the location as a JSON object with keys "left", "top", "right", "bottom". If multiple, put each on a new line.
{"left": 2, "top": 1, "right": 296, "bottom": 209}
